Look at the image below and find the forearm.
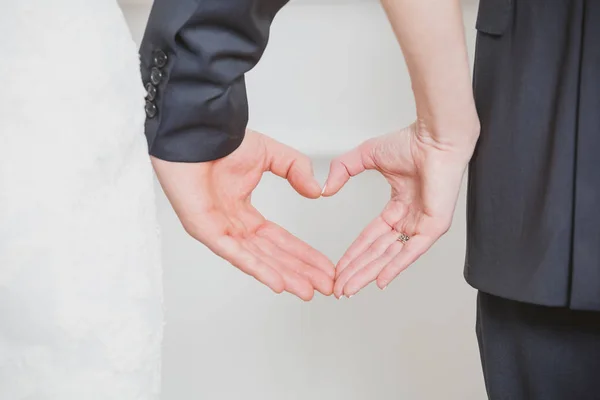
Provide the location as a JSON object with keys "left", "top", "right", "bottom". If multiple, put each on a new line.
{"left": 381, "top": 0, "right": 479, "bottom": 148}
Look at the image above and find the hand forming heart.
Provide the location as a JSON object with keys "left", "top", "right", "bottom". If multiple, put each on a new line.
{"left": 152, "top": 130, "right": 335, "bottom": 301}
{"left": 152, "top": 125, "right": 472, "bottom": 301}
{"left": 152, "top": 131, "right": 335, "bottom": 300}
{"left": 323, "top": 122, "right": 473, "bottom": 298}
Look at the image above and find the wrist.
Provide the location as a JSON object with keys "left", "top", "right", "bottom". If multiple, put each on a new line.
{"left": 413, "top": 89, "right": 481, "bottom": 152}
{"left": 414, "top": 116, "right": 480, "bottom": 158}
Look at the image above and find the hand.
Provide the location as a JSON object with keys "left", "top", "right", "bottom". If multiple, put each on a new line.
{"left": 324, "top": 122, "right": 476, "bottom": 298}
{"left": 152, "top": 130, "right": 335, "bottom": 301}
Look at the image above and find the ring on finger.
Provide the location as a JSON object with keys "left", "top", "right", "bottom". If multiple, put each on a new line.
{"left": 396, "top": 232, "right": 410, "bottom": 244}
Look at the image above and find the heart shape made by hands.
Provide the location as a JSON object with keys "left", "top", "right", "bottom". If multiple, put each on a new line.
{"left": 153, "top": 125, "right": 471, "bottom": 301}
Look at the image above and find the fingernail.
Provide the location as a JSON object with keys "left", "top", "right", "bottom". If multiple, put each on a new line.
{"left": 382, "top": 285, "right": 387, "bottom": 291}
{"left": 348, "top": 295, "right": 354, "bottom": 299}
{"left": 321, "top": 183, "right": 328, "bottom": 196}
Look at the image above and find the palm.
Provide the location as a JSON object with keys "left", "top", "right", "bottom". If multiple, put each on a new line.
{"left": 324, "top": 124, "right": 470, "bottom": 298}
{"left": 202, "top": 132, "right": 268, "bottom": 238}
{"left": 152, "top": 131, "right": 335, "bottom": 301}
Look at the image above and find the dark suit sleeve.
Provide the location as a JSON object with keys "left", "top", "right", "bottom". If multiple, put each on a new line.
{"left": 140, "top": 0, "right": 290, "bottom": 162}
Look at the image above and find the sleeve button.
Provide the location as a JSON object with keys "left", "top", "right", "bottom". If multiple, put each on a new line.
{"left": 145, "top": 100, "right": 157, "bottom": 119}
{"left": 145, "top": 82, "right": 157, "bottom": 101}
{"left": 153, "top": 50, "right": 168, "bottom": 68}
{"left": 150, "top": 67, "right": 163, "bottom": 85}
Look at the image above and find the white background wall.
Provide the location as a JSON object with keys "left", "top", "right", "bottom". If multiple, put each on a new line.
{"left": 119, "top": 1, "right": 486, "bottom": 399}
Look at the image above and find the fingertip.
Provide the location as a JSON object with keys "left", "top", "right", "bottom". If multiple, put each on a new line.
{"left": 321, "top": 162, "right": 344, "bottom": 197}
{"left": 307, "top": 179, "right": 323, "bottom": 199}
{"left": 272, "top": 279, "right": 286, "bottom": 294}
{"left": 312, "top": 274, "right": 334, "bottom": 297}
{"left": 321, "top": 279, "right": 334, "bottom": 296}
{"left": 303, "top": 171, "right": 324, "bottom": 199}
{"left": 377, "top": 267, "right": 401, "bottom": 289}
{"left": 343, "top": 284, "right": 357, "bottom": 298}
{"left": 269, "top": 271, "right": 286, "bottom": 294}
{"left": 272, "top": 285, "right": 285, "bottom": 295}
{"left": 333, "top": 269, "right": 350, "bottom": 298}
{"left": 336, "top": 280, "right": 347, "bottom": 298}
{"left": 333, "top": 282, "right": 343, "bottom": 299}
{"left": 320, "top": 179, "right": 342, "bottom": 197}
{"left": 290, "top": 174, "right": 322, "bottom": 199}
{"left": 320, "top": 180, "right": 339, "bottom": 198}
{"left": 320, "top": 182, "right": 328, "bottom": 197}
{"left": 278, "top": 152, "right": 322, "bottom": 199}
{"left": 302, "top": 290, "right": 315, "bottom": 302}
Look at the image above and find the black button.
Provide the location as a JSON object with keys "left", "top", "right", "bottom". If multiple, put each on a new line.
{"left": 150, "top": 67, "right": 163, "bottom": 85}
{"left": 145, "top": 82, "right": 157, "bottom": 101}
{"left": 145, "top": 100, "right": 157, "bottom": 119}
{"left": 153, "top": 50, "right": 168, "bottom": 68}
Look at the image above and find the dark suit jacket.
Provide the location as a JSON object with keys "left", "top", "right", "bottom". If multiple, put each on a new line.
{"left": 140, "top": 0, "right": 289, "bottom": 162}
{"left": 467, "top": 0, "right": 600, "bottom": 311}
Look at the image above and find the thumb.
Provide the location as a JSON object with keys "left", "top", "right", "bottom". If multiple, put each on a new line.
{"left": 264, "top": 136, "right": 322, "bottom": 199}
{"left": 322, "top": 140, "right": 376, "bottom": 197}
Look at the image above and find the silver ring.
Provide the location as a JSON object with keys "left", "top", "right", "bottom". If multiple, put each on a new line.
{"left": 397, "top": 232, "right": 410, "bottom": 243}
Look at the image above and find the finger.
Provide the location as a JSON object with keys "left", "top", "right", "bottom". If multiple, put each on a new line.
{"left": 243, "top": 240, "right": 315, "bottom": 301}
{"left": 334, "top": 231, "right": 399, "bottom": 298}
{"left": 322, "top": 141, "right": 376, "bottom": 197}
{"left": 336, "top": 201, "right": 407, "bottom": 279}
{"left": 335, "top": 217, "right": 392, "bottom": 279}
{"left": 377, "top": 235, "right": 434, "bottom": 289}
{"left": 253, "top": 237, "right": 333, "bottom": 296}
{"left": 263, "top": 136, "right": 322, "bottom": 199}
{"left": 257, "top": 223, "right": 335, "bottom": 278}
{"left": 343, "top": 241, "right": 403, "bottom": 296}
{"left": 212, "top": 235, "right": 285, "bottom": 294}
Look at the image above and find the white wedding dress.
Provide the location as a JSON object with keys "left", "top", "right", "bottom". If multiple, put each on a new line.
{"left": 0, "top": 1, "right": 163, "bottom": 399}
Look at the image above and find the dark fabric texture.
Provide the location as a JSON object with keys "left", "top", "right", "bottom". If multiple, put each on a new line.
{"left": 476, "top": 291, "right": 600, "bottom": 400}
{"left": 140, "top": 0, "right": 290, "bottom": 162}
{"left": 466, "top": 0, "right": 600, "bottom": 310}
